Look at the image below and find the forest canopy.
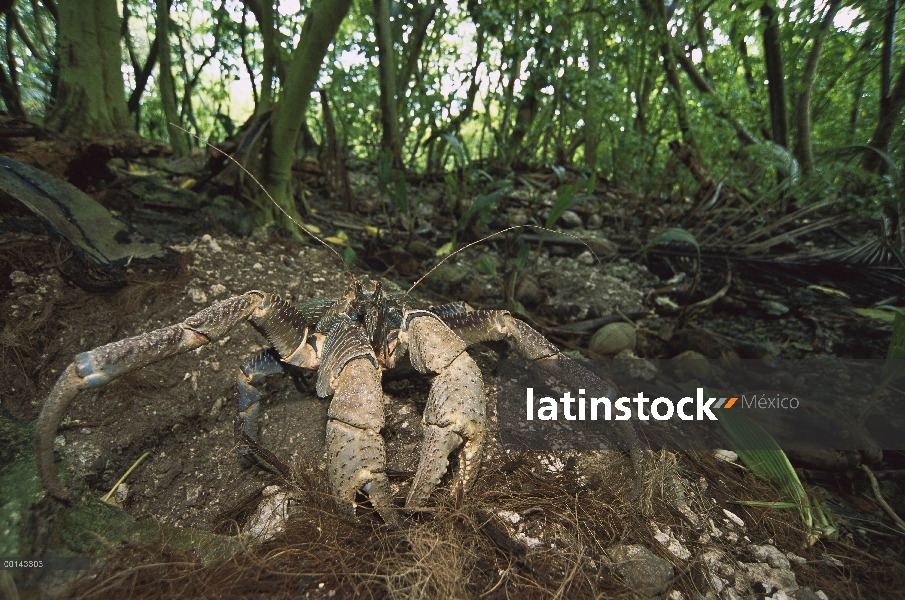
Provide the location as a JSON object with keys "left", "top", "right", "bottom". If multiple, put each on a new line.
{"left": 3, "top": 0, "right": 905, "bottom": 235}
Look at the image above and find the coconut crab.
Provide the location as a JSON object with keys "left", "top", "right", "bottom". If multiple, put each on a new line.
{"left": 34, "top": 266, "right": 645, "bottom": 526}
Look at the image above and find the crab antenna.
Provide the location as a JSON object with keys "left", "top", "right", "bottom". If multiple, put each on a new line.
{"left": 401, "top": 225, "right": 601, "bottom": 302}
{"left": 168, "top": 123, "right": 356, "bottom": 285}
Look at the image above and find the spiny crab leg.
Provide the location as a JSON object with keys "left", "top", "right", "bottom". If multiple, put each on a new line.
{"left": 35, "top": 291, "right": 316, "bottom": 501}
{"left": 439, "top": 308, "right": 647, "bottom": 498}
{"left": 398, "top": 311, "right": 486, "bottom": 510}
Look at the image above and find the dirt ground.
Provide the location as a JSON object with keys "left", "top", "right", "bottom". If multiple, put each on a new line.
{"left": 3, "top": 223, "right": 905, "bottom": 599}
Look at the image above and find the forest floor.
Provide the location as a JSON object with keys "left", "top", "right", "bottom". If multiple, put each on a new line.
{"left": 2, "top": 143, "right": 905, "bottom": 598}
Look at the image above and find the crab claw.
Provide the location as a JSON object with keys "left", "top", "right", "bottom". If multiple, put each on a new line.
{"left": 324, "top": 357, "right": 400, "bottom": 527}
{"left": 403, "top": 314, "right": 486, "bottom": 510}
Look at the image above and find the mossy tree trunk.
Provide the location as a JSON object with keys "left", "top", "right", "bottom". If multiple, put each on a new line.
{"left": 45, "top": 0, "right": 132, "bottom": 136}
{"left": 262, "top": 0, "right": 353, "bottom": 231}
{"left": 374, "top": 0, "right": 402, "bottom": 168}
{"left": 761, "top": 2, "right": 788, "bottom": 149}
{"left": 156, "top": 0, "right": 190, "bottom": 157}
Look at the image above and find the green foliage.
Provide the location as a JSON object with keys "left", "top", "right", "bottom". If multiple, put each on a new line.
{"left": 859, "top": 307, "right": 905, "bottom": 424}
{"left": 457, "top": 181, "right": 513, "bottom": 237}
{"left": 637, "top": 228, "right": 702, "bottom": 264}
{"left": 475, "top": 255, "right": 498, "bottom": 277}
{"left": 4, "top": 0, "right": 902, "bottom": 215}
{"left": 717, "top": 407, "right": 833, "bottom": 542}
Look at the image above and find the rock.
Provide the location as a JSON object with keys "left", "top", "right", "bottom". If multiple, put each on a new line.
{"left": 576, "top": 250, "right": 596, "bottom": 265}
{"left": 741, "top": 561, "right": 799, "bottom": 596}
{"left": 792, "top": 588, "right": 825, "bottom": 600}
{"left": 187, "top": 288, "right": 208, "bottom": 304}
{"left": 509, "top": 189, "right": 534, "bottom": 203}
{"left": 751, "top": 544, "right": 791, "bottom": 570}
{"left": 433, "top": 263, "right": 467, "bottom": 285}
{"left": 606, "top": 544, "right": 674, "bottom": 596}
{"left": 673, "top": 350, "right": 711, "bottom": 381}
{"left": 585, "top": 237, "right": 618, "bottom": 260}
{"left": 559, "top": 210, "right": 583, "bottom": 228}
{"left": 590, "top": 322, "right": 636, "bottom": 355}
{"left": 714, "top": 449, "right": 738, "bottom": 464}
{"left": 507, "top": 209, "right": 529, "bottom": 227}
{"left": 406, "top": 240, "right": 434, "bottom": 258}
{"left": 209, "top": 283, "right": 227, "bottom": 297}
{"left": 9, "top": 270, "right": 31, "bottom": 287}
{"left": 761, "top": 300, "right": 790, "bottom": 316}
{"left": 613, "top": 349, "right": 659, "bottom": 380}
{"left": 587, "top": 213, "right": 603, "bottom": 229}
{"left": 244, "top": 485, "right": 292, "bottom": 544}
{"left": 515, "top": 277, "right": 546, "bottom": 307}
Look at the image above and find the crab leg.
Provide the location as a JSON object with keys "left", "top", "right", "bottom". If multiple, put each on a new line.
{"left": 438, "top": 309, "right": 647, "bottom": 498}
{"left": 317, "top": 323, "right": 398, "bottom": 526}
{"left": 400, "top": 311, "right": 486, "bottom": 509}
{"left": 35, "top": 291, "right": 316, "bottom": 501}
{"left": 236, "top": 349, "right": 285, "bottom": 464}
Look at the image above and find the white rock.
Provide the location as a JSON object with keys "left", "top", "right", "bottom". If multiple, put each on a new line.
{"left": 714, "top": 449, "right": 738, "bottom": 463}
{"left": 497, "top": 510, "right": 521, "bottom": 524}
{"left": 576, "top": 250, "right": 596, "bottom": 265}
{"left": 187, "top": 287, "right": 207, "bottom": 304}
{"left": 722, "top": 509, "right": 745, "bottom": 528}
{"left": 752, "top": 544, "right": 790, "bottom": 570}
{"left": 244, "top": 485, "right": 292, "bottom": 544}
{"left": 210, "top": 283, "right": 228, "bottom": 297}
{"left": 9, "top": 270, "right": 31, "bottom": 286}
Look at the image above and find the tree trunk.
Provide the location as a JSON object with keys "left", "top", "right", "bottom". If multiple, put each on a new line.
{"left": 398, "top": 0, "right": 440, "bottom": 108}
{"left": 263, "top": 0, "right": 353, "bottom": 230}
{"left": 247, "top": 0, "right": 277, "bottom": 115}
{"left": 863, "top": 59, "right": 905, "bottom": 173}
{"left": 155, "top": 0, "right": 189, "bottom": 156}
{"left": 45, "top": 0, "right": 132, "bottom": 136}
{"left": 642, "top": 0, "right": 693, "bottom": 144}
{"left": 761, "top": 2, "right": 788, "bottom": 149}
{"left": 1, "top": 13, "right": 23, "bottom": 118}
{"left": 373, "top": 0, "right": 402, "bottom": 167}
{"left": 584, "top": 2, "right": 600, "bottom": 170}
{"left": 507, "top": 25, "right": 552, "bottom": 163}
{"left": 863, "top": 0, "right": 899, "bottom": 173}
{"left": 792, "top": 0, "right": 840, "bottom": 174}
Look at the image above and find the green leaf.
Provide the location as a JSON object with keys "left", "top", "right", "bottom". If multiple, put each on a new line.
{"left": 830, "top": 144, "right": 899, "bottom": 183}
{"left": 882, "top": 311, "right": 905, "bottom": 384}
{"left": 716, "top": 407, "right": 812, "bottom": 530}
{"left": 442, "top": 133, "right": 467, "bottom": 169}
{"left": 551, "top": 164, "right": 566, "bottom": 183}
{"left": 476, "top": 256, "right": 498, "bottom": 277}
{"left": 586, "top": 172, "right": 597, "bottom": 195}
{"left": 545, "top": 182, "right": 590, "bottom": 229}
{"left": 377, "top": 148, "right": 393, "bottom": 195}
{"left": 343, "top": 246, "right": 357, "bottom": 268}
{"left": 459, "top": 185, "right": 513, "bottom": 231}
{"left": 730, "top": 501, "right": 802, "bottom": 509}
{"left": 514, "top": 243, "right": 530, "bottom": 271}
{"left": 636, "top": 227, "right": 701, "bottom": 262}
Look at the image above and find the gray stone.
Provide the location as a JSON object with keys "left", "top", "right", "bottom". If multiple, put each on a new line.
{"left": 587, "top": 213, "right": 603, "bottom": 229}
{"left": 559, "top": 210, "right": 583, "bottom": 228}
{"left": 585, "top": 237, "right": 618, "bottom": 260}
{"left": 740, "top": 562, "right": 799, "bottom": 596}
{"left": 590, "top": 322, "right": 636, "bottom": 355}
{"left": 791, "top": 588, "right": 824, "bottom": 600}
{"left": 607, "top": 544, "right": 674, "bottom": 597}
{"left": 576, "top": 250, "right": 596, "bottom": 265}
{"left": 752, "top": 545, "right": 791, "bottom": 570}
